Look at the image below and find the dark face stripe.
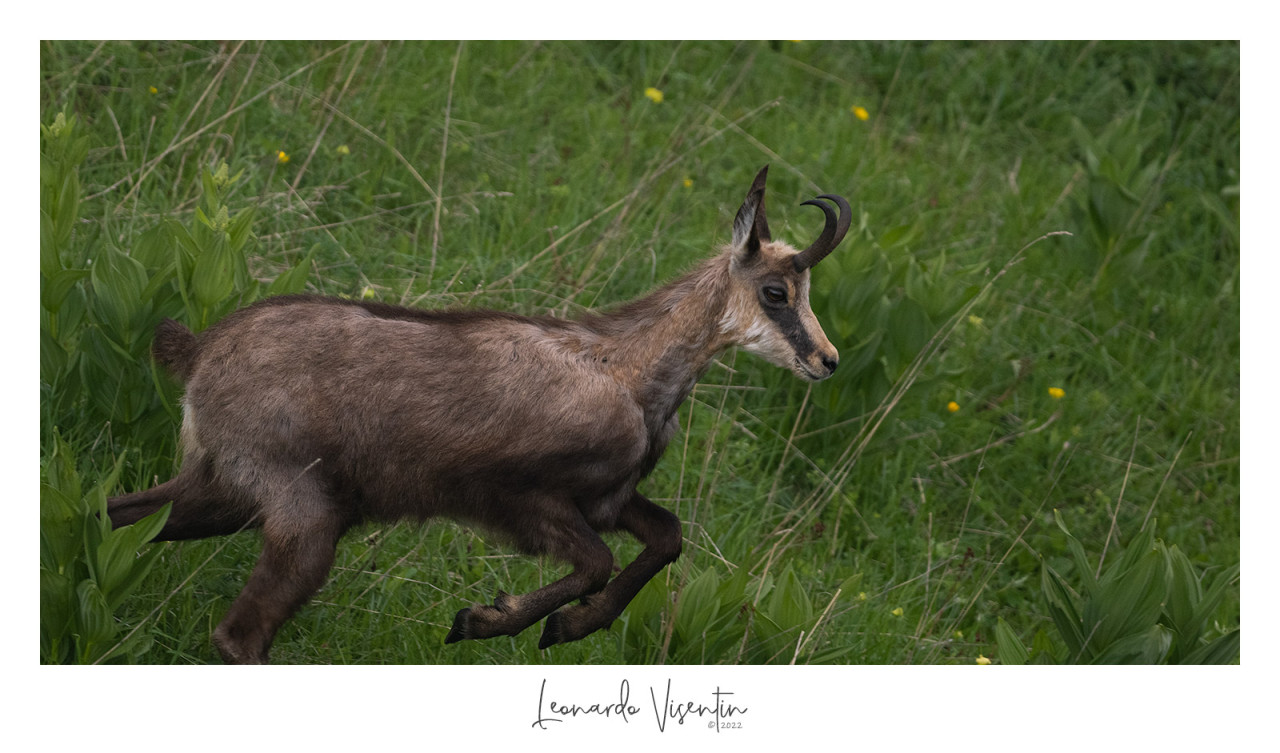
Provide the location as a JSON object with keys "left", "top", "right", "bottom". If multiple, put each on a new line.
{"left": 761, "top": 302, "right": 817, "bottom": 361}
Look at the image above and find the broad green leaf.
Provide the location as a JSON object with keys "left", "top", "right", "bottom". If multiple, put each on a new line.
{"left": 166, "top": 219, "right": 201, "bottom": 259}
{"left": 714, "top": 563, "right": 752, "bottom": 604}
{"left": 40, "top": 567, "right": 75, "bottom": 663}
{"left": 75, "top": 579, "right": 116, "bottom": 653}
{"left": 46, "top": 431, "right": 83, "bottom": 502}
{"left": 1179, "top": 629, "right": 1240, "bottom": 665}
{"left": 879, "top": 222, "right": 920, "bottom": 249}
{"left": 836, "top": 573, "right": 864, "bottom": 601}
{"left": 1181, "top": 564, "right": 1240, "bottom": 655}
{"left": 40, "top": 210, "right": 62, "bottom": 278}
{"left": 200, "top": 168, "right": 219, "bottom": 210}
{"left": 120, "top": 500, "right": 171, "bottom": 547}
{"left": 84, "top": 455, "right": 124, "bottom": 547}
{"left": 1161, "top": 542, "right": 1204, "bottom": 651}
{"left": 1093, "top": 624, "right": 1173, "bottom": 664}
{"left": 132, "top": 223, "right": 175, "bottom": 269}
{"left": 191, "top": 236, "right": 236, "bottom": 307}
{"left": 1087, "top": 548, "right": 1167, "bottom": 652}
{"left": 1053, "top": 509, "right": 1097, "bottom": 592}
{"left": 93, "top": 500, "right": 161, "bottom": 605}
{"left": 40, "top": 482, "right": 82, "bottom": 573}
{"left": 98, "top": 507, "right": 170, "bottom": 612}
{"left": 267, "top": 245, "right": 317, "bottom": 297}
{"left": 139, "top": 257, "right": 178, "bottom": 303}
{"left": 995, "top": 618, "right": 1030, "bottom": 665}
{"left": 88, "top": 246, "right": 148, "bottom": 337}
{"left": 41, "top": 268, "right": 88, "bottom": 314}
{"left": 228, "top": 206, "right": 256, "bottom": 253}
{"left": 1041, "top": 563, "right": 1086, "bottom": 659}
{"left": 55, "top": 169, "right": 81, "bottom": 245}
{"left": 1111, "top": 521, "right": 1157, "bottom": 575}
{"left": 766, "top": 566, "right": 813, "bottom": 628}
{"left": 677, "top": 567, "right": 722, "bottom": 637}
{"left": 1030, "top": 629, "right": 1061, "bottom": 664}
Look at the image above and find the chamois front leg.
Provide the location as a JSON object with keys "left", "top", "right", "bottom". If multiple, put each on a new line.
{"left": 539, "top": 491, "right": 682, "bottom": 649}
{"left": 445, "top": 508, "right": 614, "bottom": 644}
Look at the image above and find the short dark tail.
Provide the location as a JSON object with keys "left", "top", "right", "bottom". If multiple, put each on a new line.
{"left": 152, "top": 318, "right": 198, "bottom": 381}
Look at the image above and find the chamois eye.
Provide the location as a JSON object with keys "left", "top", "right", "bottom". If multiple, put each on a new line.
{"left": 762, "top": 285, "right": 787, "bottom": 304}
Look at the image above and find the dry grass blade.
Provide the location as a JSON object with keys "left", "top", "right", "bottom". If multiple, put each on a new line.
{"left": 1142, "top": 431, "right": 1193, "bottom": 530}
{"left": 429, "top": 41, "right": 465, "bottom": 287}
{"left": 793, "top": 587, "right": 843, "bottom": 664}
{"left": 1097, "top": 415, "right": 1141, "bottom": 577}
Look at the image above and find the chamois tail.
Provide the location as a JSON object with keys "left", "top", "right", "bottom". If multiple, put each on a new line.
{"left": 152, "top": 318, "right": 198, "bottom": 381}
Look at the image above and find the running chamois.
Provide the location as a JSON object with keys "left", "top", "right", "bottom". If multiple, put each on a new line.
{"left": 108, "top": 166, "right": 852, "bottom": 663}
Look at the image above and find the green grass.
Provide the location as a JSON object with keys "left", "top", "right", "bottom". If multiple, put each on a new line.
{"left": 39, "top": 40, "right": 1239, "bottom": 664}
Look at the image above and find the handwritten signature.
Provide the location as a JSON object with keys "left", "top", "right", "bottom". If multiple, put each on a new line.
{"left": 531, "top": 678, "right": 747, "bottom": 732}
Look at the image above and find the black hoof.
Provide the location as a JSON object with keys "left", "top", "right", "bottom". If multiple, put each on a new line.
{"left": 444, "top": 593, "right": 519, "bottom": 644}
{"left": 538, "top": 611, "right": 565, "bottom": 650}
{"left": 444, "top": 607, "right": 472, "bottom": 644}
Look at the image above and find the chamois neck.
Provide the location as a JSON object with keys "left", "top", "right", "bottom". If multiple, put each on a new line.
{"left": 587, "top": 252, "right": 734, "bottom": 415}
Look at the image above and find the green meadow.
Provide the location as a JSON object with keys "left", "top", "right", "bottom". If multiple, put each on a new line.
{"left": 39, "top": 41, "right": 1238, "bottom": 664}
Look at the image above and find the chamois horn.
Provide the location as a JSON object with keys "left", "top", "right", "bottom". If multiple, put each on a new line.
{"left": 792, "top": 193, "right": 851, "bottom": 271}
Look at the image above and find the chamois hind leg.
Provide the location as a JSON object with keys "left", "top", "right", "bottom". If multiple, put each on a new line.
{"left": 445, "top": 505, "right": 614, "bottom": 644}
{"left": 107, "top": 460, "right": 258, "bottom": 540}
{"left": 539, "top": 491, "right": 682, "bottom": 649}
{"left": 212, "top": 475, "right": 350, "bottom": 664}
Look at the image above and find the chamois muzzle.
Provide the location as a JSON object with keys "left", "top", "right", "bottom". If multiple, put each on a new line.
{"left": 792, "top": 193, "right": 852, "bottom": 271}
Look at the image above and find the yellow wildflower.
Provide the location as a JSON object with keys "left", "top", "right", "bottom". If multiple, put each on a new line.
{"left": 1048, "top": 387, "right": 1065, "bottom": 400}
{"left": 682, "top": 177, "right": 693, "bottom": 188}
{"left": 644, "top": 87, "right": 664, "bottom": 104}
{"left": 336, "top": 144, "right": 350, "bottom": 156}
{"left": 276, "top": 150, "right": 290, "bottom": 164}
{"left": 953, "top": 629, "right": 964, "bottom": 640}
{"left": 851, "top": 105, "right": 870, "bottom": 121}
{"left": 947, "top": 401, "right": 960, "bottom": 413}
{"left": 857, "top": 592, "right": 867, "bottom": 601}
{"left": 891, "top": 607, "right": 903, "bottom": 617}
{"left": 148, "top": 86, "right": 158, "bottom": 95}
{"left": 976, "top": 654, "right": 991, "bottom": 665}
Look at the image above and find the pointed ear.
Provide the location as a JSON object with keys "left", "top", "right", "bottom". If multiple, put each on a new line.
{"left": 731, "top": 165, "right": 771, "bottom": 260}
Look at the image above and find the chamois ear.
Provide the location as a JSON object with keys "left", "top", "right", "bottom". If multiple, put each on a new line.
{"left": 731, "top": 165, "right": 771, "bottom": 261}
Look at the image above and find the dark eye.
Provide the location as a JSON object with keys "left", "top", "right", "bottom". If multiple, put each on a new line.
{"left": 763, "top": 285, "right": 787, "bottom": 304}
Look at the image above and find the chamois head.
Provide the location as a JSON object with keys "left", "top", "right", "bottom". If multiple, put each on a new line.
{"left": 721, "top": 165, "right": 851, "bottom": 381}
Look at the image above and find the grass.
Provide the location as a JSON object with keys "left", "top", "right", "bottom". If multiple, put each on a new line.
{"left": 39, "top": 40, "right": 1239, "bottom": 664}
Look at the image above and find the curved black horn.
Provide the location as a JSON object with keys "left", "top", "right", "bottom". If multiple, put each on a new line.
{"left": 792, "top": 193, "right": 852, "bottom": 271}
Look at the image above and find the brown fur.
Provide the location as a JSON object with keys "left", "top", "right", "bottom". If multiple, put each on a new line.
{"left": 107, "top": 166, "right": 851, "bottom": 663}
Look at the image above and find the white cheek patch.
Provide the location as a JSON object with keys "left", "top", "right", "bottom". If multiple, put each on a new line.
{"left": 735, "top": 313, "right": 797, "bottom": 367}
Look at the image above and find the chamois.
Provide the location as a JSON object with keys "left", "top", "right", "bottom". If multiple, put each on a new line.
{"left": 107, "top": 166, "right": 852, "bottom": 663}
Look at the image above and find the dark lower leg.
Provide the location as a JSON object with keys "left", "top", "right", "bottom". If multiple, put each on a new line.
{"left": 212, "top": 515, "right": 346, "bottom": 664}
{"left": 108, "top": 466, "right": 256, "bottom": 541}
{"left": 445, "top": 518, "right": 614, "bottom": 644}
{"left": 539, "top": 493, "right": 682, "bottom": 648}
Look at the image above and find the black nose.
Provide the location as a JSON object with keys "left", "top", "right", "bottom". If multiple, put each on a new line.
{"left": 822, "top": 356, "right": 838, "bottom": 374}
